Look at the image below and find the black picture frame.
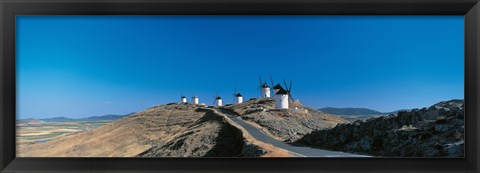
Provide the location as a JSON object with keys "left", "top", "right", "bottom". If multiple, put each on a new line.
{"left": 1, "top": 0, "right": 479, "bottom": 172}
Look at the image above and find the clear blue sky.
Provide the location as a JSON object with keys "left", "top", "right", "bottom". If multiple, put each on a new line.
{"left": 16, "top": 16, "right": 464, "bottom": 119}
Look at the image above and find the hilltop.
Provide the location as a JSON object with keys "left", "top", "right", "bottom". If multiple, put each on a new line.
{"left": 222, "top": 98, "right": 348, "bottom": 142}
{"left": 297, "top": 99, "right": 464, "bottom": 157}
{"left": 17, "top": 103, "right": 293, "bottom": 157}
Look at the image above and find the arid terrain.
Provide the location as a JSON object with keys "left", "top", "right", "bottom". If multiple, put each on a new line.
{"left": 17, "top": 98, "right": 463, "bottom": 157}
{"left": 17, "top": 103, "right": 296, "bottom": 157}
{"left": 222, "top": 98, "right": 347, "bottom": 142}
{"left": 297, "top": 100, "right": 465, "bottom": 157}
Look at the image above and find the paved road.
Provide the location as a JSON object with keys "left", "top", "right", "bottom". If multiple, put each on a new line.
{"left": 219, "top": 110, "right": 369, "bottom": 157}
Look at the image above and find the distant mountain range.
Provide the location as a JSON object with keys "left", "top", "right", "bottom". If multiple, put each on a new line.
{"left": 318, "top": 107, "right": 384, "bottom": 116}
{"left": 36, "top": 113, "right": 134, "bottom": 122}
{"left": 318, "top": 107, "right": 406, "bottom": 116}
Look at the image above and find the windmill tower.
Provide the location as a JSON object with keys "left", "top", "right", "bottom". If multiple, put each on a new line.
{"left": 181, "top": 96, "right": 187, "bottom": 103}
{"left": 235, "top": 93, "right": 243, "bottom": 104}
{"left": 192, "top": 95, "right": 199, "bottom": 104}
{"left": 213, "top": 93, "right": 222, "bottom": 107}
{"left": 258, "top": 77, "right": 270, "bottom": 98}
{"left": 275, "top": 88, "right": 289, "bottom": 109}
{"left": 232, "top": 88, "right": 243, "bottom": 104}
{"left": 275, "top": 80, "right": 294, "bottom": 109}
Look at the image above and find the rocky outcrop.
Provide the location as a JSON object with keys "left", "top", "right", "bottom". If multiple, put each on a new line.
{"left": 222, "top": 98, "right": 347, "bottom": 142}
{"left": 239, "top": 141, "right": 267, "bottom": 157}
{"left": 297, "top": 99, "right": 464, "bottom": 157}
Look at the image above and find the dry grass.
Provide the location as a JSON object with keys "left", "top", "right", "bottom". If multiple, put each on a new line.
{"left": 18, "top": 103, "right": 300, "bottom": 157}
{"left": 17, "top": 104, "right": 208, "bottom": 157}
{"left": 17, "top": 103, "right": 246, "bottom": 157}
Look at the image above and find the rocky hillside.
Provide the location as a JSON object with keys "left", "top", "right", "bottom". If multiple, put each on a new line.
{"left": 17, "top": 103, "right": 289, "bottom": 157}
{"left": 297, "top": 99, "right": 464, "bottom": 157}
{"left": 222, "top": 98, "right": 347, "bottom": 142}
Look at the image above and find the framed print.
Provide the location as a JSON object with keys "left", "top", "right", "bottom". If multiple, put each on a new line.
{"left": 1, "top": 0, "right": 479, "bottom": 172}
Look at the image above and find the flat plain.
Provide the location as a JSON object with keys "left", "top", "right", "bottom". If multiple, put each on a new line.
{"left": 16, "top": 120, "right": 115, "bottom": 145}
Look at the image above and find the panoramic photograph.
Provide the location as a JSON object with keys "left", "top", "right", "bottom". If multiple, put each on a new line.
{"left": 16, "top": 16, "right": 464, "bottom": 157}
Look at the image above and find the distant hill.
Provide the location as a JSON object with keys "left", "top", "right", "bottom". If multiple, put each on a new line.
{"left": 82, "top": 114, "right": 129, "bottom": 121}
{"left": 318, "top": 107, "right": 385, "bottom": 116}
{"left": 38, "top": 113, "right": 133, "bottom": 122}
{"left": 39, "top": 117, "right": 74, "bottom": 122}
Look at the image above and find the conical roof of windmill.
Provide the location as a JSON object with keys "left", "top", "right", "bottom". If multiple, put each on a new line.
{"left": 273, "top": 83, "right": 284, "bottom": 89}
{"left": 235, "top": 93, "right": 242, "bottom": 97}
{"left": 261, "top": 83, "right": 269, "bottom": 88}
{"left": 276, "top": 88, "right": 289, "bottom": 94}
{"left": 181, "top": 96, "right": 186, "bottom": 98}
{"left": 215, "top": 96, "right": 222, "bottom": 99}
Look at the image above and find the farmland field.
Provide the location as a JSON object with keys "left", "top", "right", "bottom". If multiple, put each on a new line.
{"left": 16, "top": 120, "right": 115, "bottom": 145}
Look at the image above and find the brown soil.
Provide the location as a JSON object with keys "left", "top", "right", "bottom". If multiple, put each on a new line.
{"left": 17, "top": 103, "right": 291, "bottom": 157}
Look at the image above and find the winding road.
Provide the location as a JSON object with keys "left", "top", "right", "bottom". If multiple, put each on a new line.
{"left": 218, "top": 110, "right": 369, "bottom": 157}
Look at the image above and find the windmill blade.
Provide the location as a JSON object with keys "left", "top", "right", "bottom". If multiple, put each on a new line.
{"left": 283, "top": 79, "right": 288, "bottom": 90}
{"left": 232, "top": 88, "right": 237, "bottom": 103}
{"left": 269, "top": 75, "right": 275, "bottom": 88}
{"left": 259, "top": 76, "right": 262, "bottom": 86}
{"left": 289, "top": 80, "right": 292, "bottom": 92}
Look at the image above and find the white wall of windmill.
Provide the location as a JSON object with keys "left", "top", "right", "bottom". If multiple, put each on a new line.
{"left": 192, "top": 97, "right": 199, "bottom": 104}
{"left": 236, "top": 96, "right": 243, "bottom": 104}
{"left": 275, "top": 94, "right": 289, "bottom": 109}
{"left": 216, "top": 99, "right": 222, "bottom": 107}
{"left": 181, "top": 98, "right": 187, "bottom": 103}
{"left": 262, "top": 88, "right": 271, "bottom": 98}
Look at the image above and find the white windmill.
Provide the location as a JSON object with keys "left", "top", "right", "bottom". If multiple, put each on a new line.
{"left": 192, "top": 95, "right": 199, "bottom": 105}
{"left": 181, "top": 96, "right": 187, "bottom": 103}
{"left": 235, "top": 93, "right": 243, "bottom": 104}
{"left": 258, "top": 77, "right": 270, "bottom": 98}
{"left": 232, "top": 88, "right": 243, "bottom": 104}
{"left": 213, "top": 93, "right": 222, "bottom": 107}
{"left": 274, "top": 79, "right": 294, "bottom": 109}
